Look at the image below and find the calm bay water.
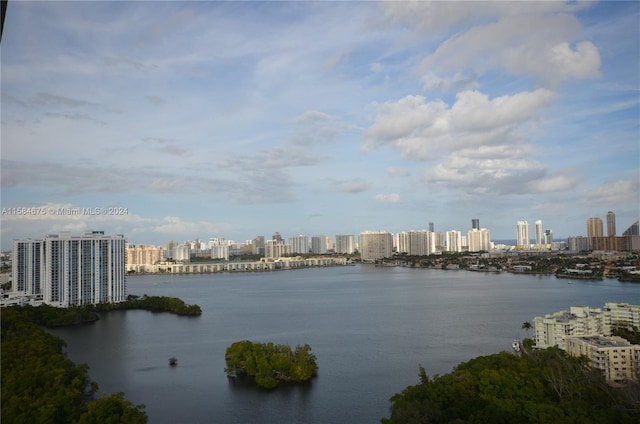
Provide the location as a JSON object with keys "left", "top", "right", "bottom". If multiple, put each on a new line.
{"left": 49, "top": 265, "right": 640, "bottom": 424}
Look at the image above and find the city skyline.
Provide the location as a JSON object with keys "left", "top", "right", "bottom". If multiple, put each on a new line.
{"left": 1, "top": 2, "right": 639, "bottom": 250}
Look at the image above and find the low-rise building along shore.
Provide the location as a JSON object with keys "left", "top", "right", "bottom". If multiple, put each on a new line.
{"left": 565, "top": 335, "right": 640, "bottom": 384}
{"left": 127, "top": 256, "right": 349, "bottom": 274}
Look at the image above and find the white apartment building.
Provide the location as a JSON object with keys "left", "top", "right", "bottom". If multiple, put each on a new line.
{"left": 534, "top": 306, "right": 605, "bottom": 350}
{"left": 264, "top": 240, "right": 291, "bottom": 259}
{"left": 335, "top": 235, "right": 355, "bottom": 254}
{"left": 210, "top": 238, "right": 230, "bottom": 260}
{"left": 359, "top": 231, "right": 393, "bottom": 262}
{"left": 289, "top": 235, "right": 310, "bottom": 254}
{"left": 565, "top": 335, "right": 640, "bottom": 384}
{"left": 311, "top": 236, "right": 327, "bottom": 254}
{"left": 397, "top": 230, "right": 435, "bottom": 256}
{"left": 12, "top": 231, "right": 127, "bottom": 307}
{"left": 535, "top": 220, "right": 543, "bottom": 247}
{"left": 603, "top": 302, "right": 640, "bottom": 334}
{"left": 445, "top": 230, "right": 462, "bottom": 252}
{"left": 467, "top": 228, "right": 491, "bottom": 252}
{"left": 516, "top": 220, "right": 530, "bottom": 249}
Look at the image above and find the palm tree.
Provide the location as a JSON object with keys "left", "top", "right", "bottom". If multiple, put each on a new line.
{"left": 521, "top": 321, "right": 533, "bottom": 339}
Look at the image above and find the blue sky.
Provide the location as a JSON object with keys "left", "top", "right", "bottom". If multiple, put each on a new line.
{"left": 1, "top": 1, "right": 639, "bottom": 249}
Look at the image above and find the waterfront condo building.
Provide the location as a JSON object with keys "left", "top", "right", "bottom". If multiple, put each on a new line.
{"left": 565, "top": 335, "right": 640, "bottom": 384}
{"left": 533, "top": 306, "right": 605, "bottom": 350}
{"left": 516, "top": 220, "right": 530, "bottom": 249}
{"left": 126, "top": 244, "right": 164, "bottom": 265}
{"left": 289, "top": 235, "right": 310, "bottom": 254}
{"left": 535, "top": 220, "right": 543, "bottom": 247}
{"left": 587, "top": 217, "right": 604, "bottom": 240}
{"left": 445, "top": 230, "right": 462, "bottom": 252}
{"left": 335, "top": 235, "right": 355, "bottom": 254}
{"left": 359, "top": 231, "right": 393, "bottom": 262}
{"left": 397, "top": 230, "right": 436, "bottom": 256}
{"left": 12, "top": 231, "right": 127, "bottom": 307}
{"left": 607, "top": 211, "right": 616, "bottom": 236}
{"left": 311, "top": 236, "right": 327, "bottom": 254}
{"left": 264, "top": 240, "right": 291, "bottom": 259}
{"left": 467, "top": 228, "right": 491, "bottom": 252}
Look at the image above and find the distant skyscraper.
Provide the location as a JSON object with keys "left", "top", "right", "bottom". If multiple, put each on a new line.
{"left": 471, "top": 219, "right": 480, "bottom": 230}
{"left": 397, "top": 230, "right": 435, "bottom": 256}
{"left": 428, "top": 222, "right": 434, "bottom": 232}
{"left": 544, "top": 229, "right": 553, "bottom": 245}
{"left": 587, "top": 217, "right": 603, "bottom": 240}
{"left": 289, "top": 235, "right": 310, "bottom": 254}
{"left": 623, "top": 221, "right": 639, "bottom": 236}
{"left": 311, "top": 236, "right": 327, "bottom": 254}
{"left": 335, "top": 235, "right": 355, "bottom": 254}
{"left": 272, "top": 232, "right": 283, "bottom": 243}
{"left": 535, "top": 220, "right": 543, "bottom": 247}
{"left": 607, "top": 211, "right": 616, "bottom": 236}
{"left": 358, "top": 231, "right": 393, "bottom": 261}
{"left": 516, "top": 221, "right": 530, "bottom": 249}
{"left": 467, "top": 228, "right": 491, "bottom": 252}
{"left": 445, "top": 230, "right": 462, "bottom": 252}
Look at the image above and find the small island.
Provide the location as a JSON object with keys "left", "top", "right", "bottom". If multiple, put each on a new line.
{"left": 224, "top": 340, "right": 318, "bottom": 389}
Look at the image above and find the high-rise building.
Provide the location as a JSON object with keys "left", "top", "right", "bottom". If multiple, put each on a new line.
{"left": 428, "top": 222, "right": 434, "bottom": 232}
{"left": 467, "top": 228, "right": 491, "bottom": 252}
{"left": 358, "top": 231, "right": 393, "bottom": 261}
{"left": 311, "top": 236, "right": 327, "bottom": 254}
{"left": 272, "top": 232, "right": 284, "bottom": 243}
{"left": 535, "top": 220, "right": 543, "bottom": 247}
{"left": 445, "top": 230, "right": 462, "bottom": 252}
{"left": 13, "top": 231, "right": 127, "bottom": 307}
{"left": 335, "top": 235, "right": 355, "bottom": 254}
{"left": 607, "top": 211, "right": 616, "bottom": 236}
{"left": 544, "top": 229, "right": 553, "bottom": 245}
{"left": 289, "top": 235, "right": 310, "bottom": 254}
{"left": 264, "top": 240, "right": 291, "bottom": 259}
{"left": 126, "top": 244, "right": 164, "bottom": 265}
{"left": 252, "top": 236, "right": 265, "bottom": 255}
{"left": 471, "top": 219, "right": 480, "bottom": 230}
{"left": 568, "top": 236, "right": 591, "bottom": 251}
{"left": 586, "top": 217, "right": 603, "bottom": 240}
{"left": 210, "top": 238, "right": 230, "bottom": 260}
{"left": 435, "top": 232, "right": 445, "bottom": 248}
{"left": 516, "top": 221, "right": 530, "bottom": 249}
{"left": 623, "top": 221, "right": 639, "bottom": 236}
{"left": 397, "top": 230, "right": 435, "bottom": 256}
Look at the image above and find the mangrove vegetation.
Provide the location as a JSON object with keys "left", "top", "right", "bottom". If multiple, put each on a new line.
{"left": 225, "top": 340, "right": 318, "bottom": 389}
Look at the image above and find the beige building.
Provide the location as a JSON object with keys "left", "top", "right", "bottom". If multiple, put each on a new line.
{"left": 126, "top": 245, "right": 164, "bottom": 266}
{"left": 264, "top": 240, "right": 291, "bottom": 259}
{"left": 534, "top": 306, "right": 605, "bottom": 349}
{"left": 565, "top": 335, "right": 640, "bottom": 384}
{"left": 604, "top": 302, "right": 640, "bottom": 334}
{"left": 359, "top": 230, "right": 393, "bottom": 262}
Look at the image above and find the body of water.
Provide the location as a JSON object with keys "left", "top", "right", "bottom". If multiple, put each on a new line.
{"left": 49, "top": 265, "right": 640, "bottom": 423}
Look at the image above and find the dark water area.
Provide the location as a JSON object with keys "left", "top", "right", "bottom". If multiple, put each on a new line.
{"left": 49, "top": 265, "right": 640, "bottom": 424}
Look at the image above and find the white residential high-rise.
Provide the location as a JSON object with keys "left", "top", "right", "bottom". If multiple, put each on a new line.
{"left": 210, "top": 238, "right": 230, "bottom": 260}
{"left": 397, "top": 230, "right": 435, "bottom": 256}
{"left": 445, "top": 230, "right": 462, "bottom": 252}
{"left": 13, "top": 231, "right": 127, "bottom": 307}
{"left": 289, "top": 235, "right": 310, "bottom": 254}
{"left": 467, "top": 228, "right": 491, "bottom": 252}
{"left": 535, "top": 220, "right": 543, "bottom": 247}
{"left": 311, "top": 236, "right": 327, "bottom": 254}
{"left": 335, "top": 235, "right": 355, "bottom": 254}
{"left": 358, "top": 231, "right": 393, "bottom": 261}
{"left": 516, "top": 221, "right": 530, "bottom": 249}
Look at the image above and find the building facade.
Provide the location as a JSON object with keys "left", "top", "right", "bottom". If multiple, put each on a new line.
{"left": 467, "top": 228, "right": 491, "bottom": 252}
{"left": 397, "top": 230, "right": 435, "bottom": 256}
{"left": 335, "top": 235, "right": 355, "bottom": 254}
{"left": 126, "top": 244, "right": 164, "bottom": 266}
{"left": 359, "top": 231, "right": 393, "bottom": 262}
{"left": 607, "top": 211, "right": 616, "bottom": 237}
{"left": 311, "top": 236, "right": 327, "bottom": 254}
{"left": 565, "top": 335, "right": 639, "bottom": 384}
{"left": 535, "top": 220, "right": 543, "bottom": 247}
{"left": 13, "top": 231, "right": 127, "bottom": 307}
{"left": 445, "top": 230, "right": 462, "bottom": 252}
{"left": 533, "top": 306, "right": 605, "bottom": 350}
{"left": 264, "top": 240, "right": 291, "bottom": 259}
{"left": 516, "top": 221, "right": 530, "bottom": 249}
{"left": 587, "top": 217, "right": 604, "bottom": 240}
{"left": 289, "top": 235, "right": 310, "bottom": 254}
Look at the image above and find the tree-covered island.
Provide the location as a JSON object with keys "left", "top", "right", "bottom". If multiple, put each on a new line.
{"left": 225, "top": 341, "right": 318, "bottom": 389}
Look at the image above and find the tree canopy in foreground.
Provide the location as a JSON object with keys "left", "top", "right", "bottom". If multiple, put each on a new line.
{"left": 225, "top": 340, "right": 318, "bottom": 389}
{"left": 1, "top": 307, "right": 147, "bottom": 423}
{"left": 381, "top": 349, "right": 639, "bottom": 423}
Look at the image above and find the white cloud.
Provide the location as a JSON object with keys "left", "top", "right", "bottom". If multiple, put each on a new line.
{"left": 331, "top": 179, "right": 370, "bottom": 194}
{"left": 386, "top": 167, "right": 410, "bottom": 177}
{"left": 374, "top": 193, "right": 400, "bottom": 203}
{"left": 583, "top": 179, "right": 640, "bottom": 205}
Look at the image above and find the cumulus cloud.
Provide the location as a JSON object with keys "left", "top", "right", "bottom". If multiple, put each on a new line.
{"left": 331, "top": 179, "right": 370, "bottom": 193}
{"left": 583, "top": 179, "right": 640, "bottom": 205}
{"left": 374, "top": 193, "right": 400, "bottom": 203}
{"left": 365, "top": 88, "right": 554, "bottom": 157}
